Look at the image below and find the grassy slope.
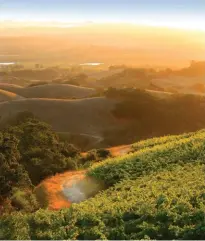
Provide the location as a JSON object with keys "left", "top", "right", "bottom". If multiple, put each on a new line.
{"left": 0, "top": 83, "right": 24, "bottom": 93}
{"left": 0, "top": 97, "right": 118, "bottom": 137}
{"left": 131, "top": 132, "right": 193, "bottom": 151}
{"left": 0, "top": 89, "right": 24, "bottom": 102}
{"left": 88, "top": 130, "right": 205, "bottom": 186}
{"left": 0, "top": 94, "right": 121, "bottom": 150}
{"left": 0, "top": 83, "right": 96, "bottom": 99}
{"left": 1, "top": 130, "right": 205, "bottom": 240}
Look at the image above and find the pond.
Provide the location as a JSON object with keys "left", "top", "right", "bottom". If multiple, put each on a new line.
{"left": 35, "top": 170, "right": 105, "bottom": 210}
{"left": 79, "top": 62, "right": 104, "bottom": 66}
{"left": 0, "top": 62, "right": 16, "bottom": 65}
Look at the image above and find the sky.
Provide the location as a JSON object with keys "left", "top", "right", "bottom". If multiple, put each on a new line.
{"left": 0, "top": 0, "right": 205, "bottom": 31}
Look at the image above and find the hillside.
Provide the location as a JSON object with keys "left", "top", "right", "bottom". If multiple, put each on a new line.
{"left": 0, "top": 83, "right": 96, "bottom": 99}
{"left": 0, "top": 97, "right": 117, "bottom": 133}
{"left": 1, "top": 129, "right": 205, "bottom": 239}
{"left": 0, "top": 75, "right": 27, "bottom": 86}
{"left": 0, "top": 83, "right": 24, "bottom": 93}
{"left": 88, "top": 68, "right": 123, "bottom": 80}
{"left": 97, "top": 68, "right": 151, "bottom": 88}
{"left": 19, "top": 84, "right": 96, "bottom": 99}
{"left": 1, "top": 0, "right": 205, "bottom": 239}
{"left": 1, "top": 87, "right": 205, "bottom": 150}
{"left": 0, "top": 97, "right": 119, "bottom": 149}
{"left": 8, "top": 68, "right": 60, "bottom": 81}
{"left": 152, "top": 76, "right": 205, "bottom": 95}
{"left": 0, "top": 89, "right": 24, "bottom": 102}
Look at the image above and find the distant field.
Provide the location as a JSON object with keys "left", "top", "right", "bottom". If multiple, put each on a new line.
{"left": 0, "top": 75, "right": 28, "bottom": 86}
{"left": 152, "top": 76, "right": 205, "bottom": 95}
{"left": 88, "top": 68, "right": 123, "bottom": 80}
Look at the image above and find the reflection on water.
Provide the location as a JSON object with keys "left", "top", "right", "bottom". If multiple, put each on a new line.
{"left": 62, "top": 176, "right": 104, "bottom": 204}
{"left": 80, "top": 62, "right": 104, "bottom": 66}
{"left": 0, "top": 62, "right": 15, "bottom": 65}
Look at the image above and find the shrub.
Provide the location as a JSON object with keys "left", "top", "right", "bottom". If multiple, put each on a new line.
{"left": 11, "top": 188, "right": 39, "bottom": 212}
{"left": 96, "top": 149, "right": 112, "bottom": 159}
{"left": 79, "top": 148, "right": 112, "bottom": 166}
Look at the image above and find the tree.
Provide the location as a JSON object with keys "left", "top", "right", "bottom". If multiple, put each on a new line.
{"left": 0, "top": 132, "right": 30, "bottom": 198}
{"left": 6, "top": 118, "right": 80, "bottom": 184}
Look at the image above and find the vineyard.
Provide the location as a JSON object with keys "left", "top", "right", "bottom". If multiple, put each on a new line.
{"left": 88, "top": 130, "right": 205, "bottom": 186}
{"left": 1, "top": 129, "right": 205, "bottom": 240}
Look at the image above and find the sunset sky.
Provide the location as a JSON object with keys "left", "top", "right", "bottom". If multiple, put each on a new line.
{"left": 0, "top": 0, "right": 205, "bottom": 31}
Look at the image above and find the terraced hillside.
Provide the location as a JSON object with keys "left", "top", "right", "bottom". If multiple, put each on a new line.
{"left": 88, "top": 130, "right": 205, "bottom": 185}
{"left": 1, "top": 129, "right": 205, "bottom": 240}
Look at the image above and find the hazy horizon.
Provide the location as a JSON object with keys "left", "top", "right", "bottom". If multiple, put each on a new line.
{"left": 0, "top": 0, "right": 205, "bottom": 31}
{"left": 0, "top": 0, "right": 204, "bottom": 68}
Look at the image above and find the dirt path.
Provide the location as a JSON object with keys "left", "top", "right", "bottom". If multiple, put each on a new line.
{"left": 35, "top": 171, "right": 85, "bottom": 210}
{"left": 82, "top": 144, "right": 132, "bottom": 157}
{"left": 35, "top": 144, "right": 132, "bottom": 210}
{"left": 109, "top": 144, "right": 131, "bottom": 156}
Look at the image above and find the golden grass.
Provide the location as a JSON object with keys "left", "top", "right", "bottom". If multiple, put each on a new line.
{"left": 35, "top": 171, "right": 85, "bottom": 210}
{"left": 1, "top": 83, "right": 96, "bottom": 99}
{"left": 0, "top": 89, "right": 24, "bottom": 102}
{"left": 0, "top": 97, "right": 118, "bottom": 137}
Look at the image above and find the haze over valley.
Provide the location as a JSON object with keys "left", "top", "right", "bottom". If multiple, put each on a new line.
{"left": 1, "top": 1, "right": 205, "bottom": 240}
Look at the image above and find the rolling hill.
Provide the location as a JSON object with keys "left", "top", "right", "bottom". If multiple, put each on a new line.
{"left": 97, "top": 68, "right": 151, "bottom": 88}
{"left": 0, "top": 89, "right": 24, "bottom": 102}
{"left": 0, "top": 97, "right": 119, "bottom": 149}
{"left": 18, "top": 84, "right": 97, "bottom": 99}
{"left": 1, "top": 86, "right": 205, "bottom": 150}
{"left": 0, "top": 83, "right": 97, "bottom": 99}
{"left": 0, "top": 75, "right": 27, "bottom": 86}
{"left": 0, "top": 83, "right": 24, "bottom": 93}
{"left": 152, "top": 76, "right": 205, "bottom": 95}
